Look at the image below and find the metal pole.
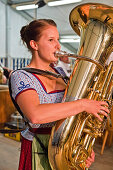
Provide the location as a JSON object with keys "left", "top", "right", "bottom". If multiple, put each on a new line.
{"left": 5, "top": 4, "right": 11, "bottom": 68}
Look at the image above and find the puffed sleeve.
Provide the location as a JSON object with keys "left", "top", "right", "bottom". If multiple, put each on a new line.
{"left": 10, "top": 70, "right": 36, "bottom": 100}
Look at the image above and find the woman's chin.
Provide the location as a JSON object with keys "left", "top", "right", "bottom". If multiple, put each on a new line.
{"left": 51, "top": 56, "right": 58, "bottom": 62}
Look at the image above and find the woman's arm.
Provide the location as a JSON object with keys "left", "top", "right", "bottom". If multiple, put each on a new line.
{"left": 16, "top": 90, "right": 109, "bottom": 124}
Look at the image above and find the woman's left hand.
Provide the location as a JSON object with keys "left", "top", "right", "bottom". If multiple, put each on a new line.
{"left": 85, "top": 150, "right": 95, "bottom": 168}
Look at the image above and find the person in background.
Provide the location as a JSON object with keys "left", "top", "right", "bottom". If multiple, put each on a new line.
{"left": 3, "top": 66, "right": 12, "bottom": 80}
{"left": 10, "top": 19, "right": 109, "bottom": 170}
{"left": 0, "top": 62, "right": 11, "bottom": 84}
{"left": 55, "top": 54, "right": 71, "bottom": 77}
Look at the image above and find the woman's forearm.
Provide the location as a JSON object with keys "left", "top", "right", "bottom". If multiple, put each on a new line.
{"left": 17, "top": 90, "right": 109, "bottom": 124}
{"left": 30, "top": 100, "right": 83, "bottom": 124}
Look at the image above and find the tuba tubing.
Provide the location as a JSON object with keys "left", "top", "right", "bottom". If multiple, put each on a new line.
{"left": 55, "top": 51, "right": 104, "bottom": 69}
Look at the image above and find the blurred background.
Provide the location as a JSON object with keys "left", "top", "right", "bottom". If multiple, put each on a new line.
{"left": 0, "top": 1, "right": 113, "bottom": 170}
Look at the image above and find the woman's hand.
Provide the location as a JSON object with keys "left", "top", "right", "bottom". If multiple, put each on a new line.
{"left": 81, "top": 99, "right": 110, "bottom": 121}
{"left": 85, "top": 150, "right": 95, "bottom": 168}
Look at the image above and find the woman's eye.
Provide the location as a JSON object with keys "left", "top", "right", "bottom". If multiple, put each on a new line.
{"left": 49, "top": 39, "right": 53, "bottom": 41}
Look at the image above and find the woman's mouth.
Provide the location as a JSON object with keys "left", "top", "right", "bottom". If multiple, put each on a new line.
{"left": 54, "top": 51, "right": 59, "bottom": 58}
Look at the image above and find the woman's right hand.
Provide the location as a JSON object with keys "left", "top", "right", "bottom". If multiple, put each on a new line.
{"left": 80, "top": 99, "right": 110, "bottom": 121}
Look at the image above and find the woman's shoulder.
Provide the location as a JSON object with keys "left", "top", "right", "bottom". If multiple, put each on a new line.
{"left": 11, "top": 69, "right": 33, "bottom": 79}
{"left": 10, "top": 69, "right": 35, "bottom": 89}
{"left": 11, "top": 68, "right": 29, "bottom": 75}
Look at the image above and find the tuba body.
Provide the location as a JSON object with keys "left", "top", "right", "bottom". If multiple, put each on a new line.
{"left": 48, "top": 3, "right": 113, "bottom": 170}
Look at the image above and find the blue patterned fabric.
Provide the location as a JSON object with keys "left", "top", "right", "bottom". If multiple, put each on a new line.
{"left": 10, "top": 70, "right": 65, "bottom": 141}
{"left": 11, "top": 70, "right": 64, "bottom": 104}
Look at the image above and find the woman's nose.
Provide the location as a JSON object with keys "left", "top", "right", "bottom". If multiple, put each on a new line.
{"left": 56, "top": 40, "right": 61, "bottom": 50}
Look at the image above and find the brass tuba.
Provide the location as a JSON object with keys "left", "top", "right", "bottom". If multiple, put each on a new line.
{"left": 48, "top": 3, "right": 113, "bottom": 170}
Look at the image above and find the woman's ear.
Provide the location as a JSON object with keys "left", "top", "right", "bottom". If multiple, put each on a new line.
{"left": 30, "top": 40, "right": 38, "bottom": 50}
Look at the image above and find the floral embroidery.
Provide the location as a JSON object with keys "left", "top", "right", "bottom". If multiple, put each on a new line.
{"left": 18, "top": 81, "right": 30, "bottom": 90}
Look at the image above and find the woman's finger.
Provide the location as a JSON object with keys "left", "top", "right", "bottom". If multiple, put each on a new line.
{"left": 94, "top": 113, "right": 103, "bottom": 121}
{"left": 86, "top": 159, "right": 92, "bottom": 168}
{"left": 91, "top": 152, "right": 95, "bottom": 162}
{"left": 99, "top": 109, "right": 109, "bottom": 118}
{"left": 100, "top": 101, "right": 109, "bottom": 107}
{"left": 100, "top": 106, "right": 110, "bottom": 114}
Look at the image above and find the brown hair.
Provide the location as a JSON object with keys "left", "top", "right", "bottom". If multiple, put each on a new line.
{"left": 20, "top": 19, "right": 57, "bottom": 51}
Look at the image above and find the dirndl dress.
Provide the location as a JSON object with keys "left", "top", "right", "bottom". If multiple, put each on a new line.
{"left": 10, "top": 69, "right": 65, "bottom": 170}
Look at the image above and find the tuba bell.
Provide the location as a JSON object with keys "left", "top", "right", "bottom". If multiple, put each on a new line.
{"left": 48, "top": 3, "right": 113, "bottom": 170}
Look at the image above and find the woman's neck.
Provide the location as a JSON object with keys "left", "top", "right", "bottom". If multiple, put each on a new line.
{"left": 27, "top": 52, "right": 56, "bottom": 72}
{"left": 27, "top": 59, "right": 54, "bottom": 72}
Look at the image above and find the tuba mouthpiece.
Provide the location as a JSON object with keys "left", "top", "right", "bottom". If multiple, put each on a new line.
{"left": 55, "top": 50, "right": 72, "bottom": 58}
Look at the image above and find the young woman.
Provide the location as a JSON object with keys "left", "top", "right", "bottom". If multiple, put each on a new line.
{"left": 10, "top": 19, "right": 109, "bottom": 170}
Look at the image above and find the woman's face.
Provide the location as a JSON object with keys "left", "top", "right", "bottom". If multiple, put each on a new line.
{"left": 36, "top": 25, "right": 61, "bottom": 64}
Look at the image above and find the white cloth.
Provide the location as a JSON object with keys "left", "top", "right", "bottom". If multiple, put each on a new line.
{"left": 56, "top": 60, "right": 71, "bottom": 77}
